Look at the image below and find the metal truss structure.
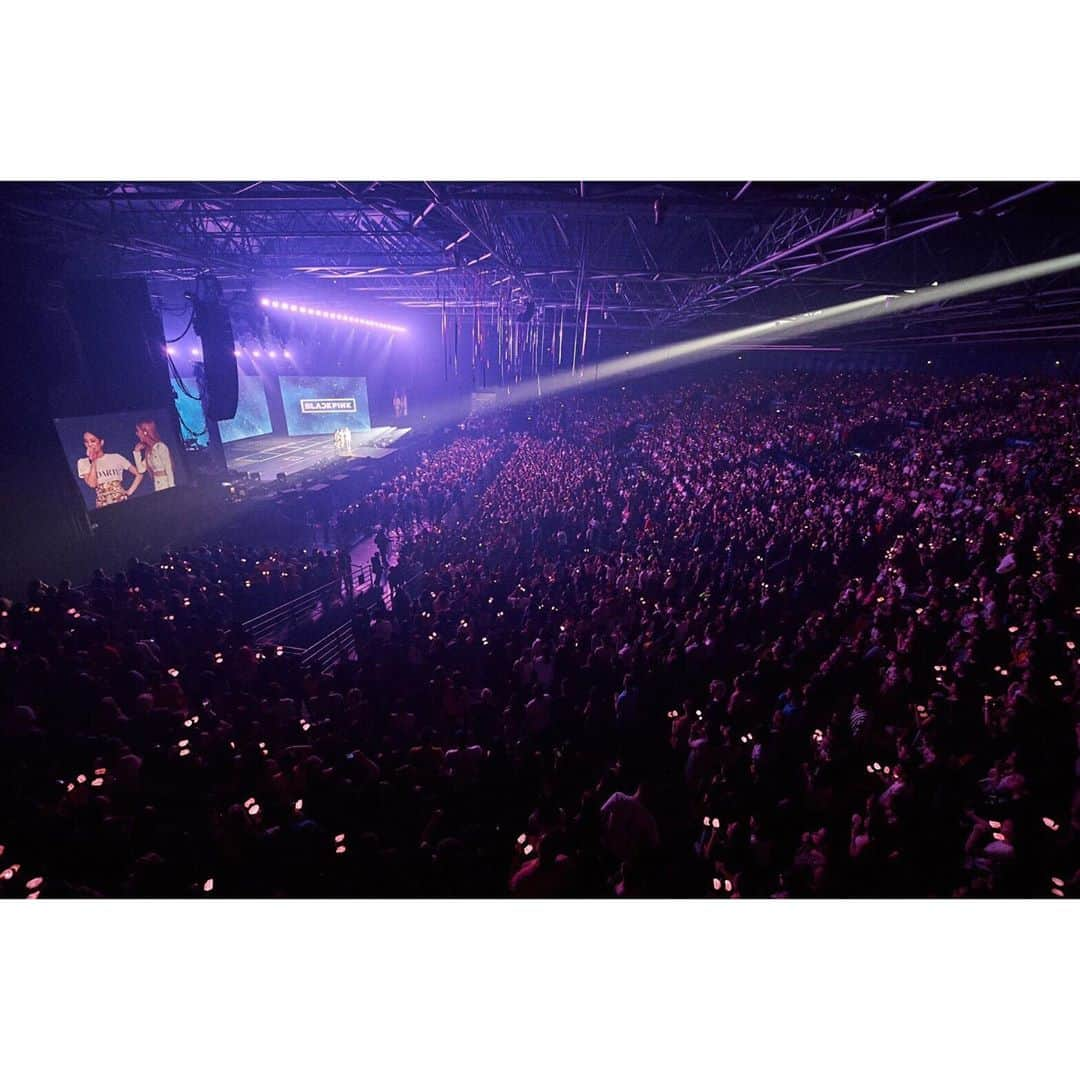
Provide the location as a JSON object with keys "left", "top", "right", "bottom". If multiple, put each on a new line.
{"left": 2, "top": 180, "right": 1080, "bottom": 348}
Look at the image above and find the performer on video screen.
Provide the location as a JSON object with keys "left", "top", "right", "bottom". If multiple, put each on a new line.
{"left": 77, "top": 430, "right": 143, "bottom": 508}
{"left": 133, "top": 419, "right": 176, "bottom": 492}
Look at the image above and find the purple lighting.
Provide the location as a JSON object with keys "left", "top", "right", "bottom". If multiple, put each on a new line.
{"left": 259, "top": 297, "right": 406, "bottom": 334}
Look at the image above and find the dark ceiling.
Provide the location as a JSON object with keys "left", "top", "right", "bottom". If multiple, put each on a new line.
{"left": 3, "top": 180, "right": 1080, "bottom": 350}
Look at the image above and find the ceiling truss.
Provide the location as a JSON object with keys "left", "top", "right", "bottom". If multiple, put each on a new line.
{"left": 1, "top": 180, "right": 1078, "bottom": 346}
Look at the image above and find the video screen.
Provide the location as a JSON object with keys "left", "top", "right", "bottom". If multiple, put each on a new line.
{"left": 279, "top": 375, "right": 371, "bottom": 436}
{"left": 218, "top": 375, "right": 273, "bottom": 444}
{"left": 170, "top": 375, "right": 210, "bottom": 448}
{"left": 54, "top": 408, "right": 187, "bottom": 513}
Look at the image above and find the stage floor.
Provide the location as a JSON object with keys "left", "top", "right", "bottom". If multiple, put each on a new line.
{"left": 224, "top": 427, "right": 411, "bottom": 477}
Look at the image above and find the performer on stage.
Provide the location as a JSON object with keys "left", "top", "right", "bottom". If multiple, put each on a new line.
{"left": 133, "top": 419, "right": 176, "bottom": 492}
{"left": 77, "top": 430, "right": 143, "bottom": 508}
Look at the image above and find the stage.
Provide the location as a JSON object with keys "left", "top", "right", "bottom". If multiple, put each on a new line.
{"left": 223, "top": 426, "right": 411, "bottom": 479}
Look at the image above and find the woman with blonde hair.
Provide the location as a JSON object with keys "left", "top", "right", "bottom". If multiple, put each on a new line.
{"left": 132, "top": 418, "right": 176, "bottom": 492}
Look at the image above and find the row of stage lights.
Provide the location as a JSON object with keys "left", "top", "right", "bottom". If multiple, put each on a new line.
{"left": 167, "top": 345, "right": 293, "bottom": 359}
{"left": 260, "top": 297, "right": 406, "bottom": 334}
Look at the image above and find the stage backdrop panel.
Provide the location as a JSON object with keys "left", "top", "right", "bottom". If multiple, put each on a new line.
{"left": 54, "top": 408, "right": 187, "bottom": 514}
{"left": 279, "top": 376, "right": 371, "bottom": 436}
{"left": 170, "top": 375, "right": 211, "bottom": 448}
{"left": 218, "top": 375, "right": 272, "bottom": 444}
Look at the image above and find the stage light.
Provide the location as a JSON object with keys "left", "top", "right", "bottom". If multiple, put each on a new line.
{"left": 166, "top": 346, "right": 176, "bottom": 356}
{"left": 261, "top": 298, "right": 270, "bottom": 307}
{"left": 259, "top": 297, "right": 406, "bottom": 334}
{"left": 283, "top": 350, "right": 292, "bottom": 359}
{"left": 477, "top": 250, "right": 1080, "bottom": 412}
{"left": 253, "top": 350, "right": 262, "bottom": 358}
{"left": 190, "top": 347, "right": 201, "bottom": 356}
{"left": 268, "top": 350, "right": 278, "bottom": 358}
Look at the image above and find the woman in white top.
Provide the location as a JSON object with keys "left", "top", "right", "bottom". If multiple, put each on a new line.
{"left": 78, "top": 430, "right": 143, "bottom": 508}
{"left": 132, "top": 419, "right": 175, "bottom": 492}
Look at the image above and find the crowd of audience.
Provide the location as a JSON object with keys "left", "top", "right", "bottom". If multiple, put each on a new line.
{"left": 335, "top": 434, "right": 508, "bottom": 543}
{"left": 1, "top": 370, "right": 1076, "bottom": 898}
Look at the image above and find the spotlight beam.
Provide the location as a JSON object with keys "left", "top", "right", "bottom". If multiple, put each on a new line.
{"left": 494, "top": 251, "right": 1080, "bottom": 408}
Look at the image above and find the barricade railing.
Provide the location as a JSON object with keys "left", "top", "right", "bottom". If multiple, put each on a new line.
{"left": 241, "top": 577, "right": 346, "bottom": 643}
{"left": 286, "top": 567, "right": 428, "bottom": 672}
{"left": 299, "top": 620, "right": 357, "bottom": 672}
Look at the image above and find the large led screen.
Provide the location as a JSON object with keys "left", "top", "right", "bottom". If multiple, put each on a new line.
{"left": 218, "top": 375, "right": 273, "bottom": 444}
{"left": 54, "top": 408, "right": 187, "bottom": 513}
{"left": 279, "top": 376, "right": 371, "bottom": 436}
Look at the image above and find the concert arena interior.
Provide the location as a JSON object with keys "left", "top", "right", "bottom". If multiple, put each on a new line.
{"left": 1, "top": 180, "right": 1078, "bottom": 901}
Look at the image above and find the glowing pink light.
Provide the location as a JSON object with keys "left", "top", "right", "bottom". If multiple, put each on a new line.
{"left": 268, "top": 350, "right": 278, "bottom": 358}
{"left": 252, "top": 350, "right": 262, "bottom": 358}
{"left": 260, "top": 298, "right": 270, "bottom": 307}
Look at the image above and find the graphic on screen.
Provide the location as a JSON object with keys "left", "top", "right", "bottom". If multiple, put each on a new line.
{"left": 171, "top": 376, "right": 210, "bottom": 448}
{"left": 218, "top": 375, "right": 273, "bottom": 444}
{"left": 279, "top": 376, "right": 371, "bottom": 436}
{"left": 54, "top": 409, "right": 187, "bottom": 513}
